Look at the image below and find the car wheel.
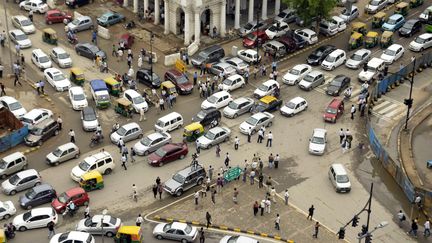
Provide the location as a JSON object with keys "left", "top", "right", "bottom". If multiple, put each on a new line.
{"left": 0, "top": 174, "right": 6, "bottom": 179}
{"left": 156, "top": 235, "right": 163, "bottom": 240}
{"left": 175, "top": 189, "right": 183, "bottom": 197}
{"left": 197, "top": 178, "right": 203, "bottom": 185}
{"left": 75, "top": 153, "right": 80, "bottom": 159}
{"left": 104, "top": 168, "right": 112, "bottom": 175}
{"left": 233, "top": 113, "right": 238, "bottom": 118}
{"left": 224, "top": 136, "right": 229, "bottom": 142}
{"left": 207, "top": 144, "right": 212, "bottom": 149}
{"left": 48, "top": 21, "right": 52, "bottom": 24}
{"left": 106, "top": 231, "right": 115, "bottom": 237}
{"left": 420, "top": 47, "right": 424, "bottom": 52}
{"left": 180, "top": 154, "right": 185, "bottom": 159}
{"left": 54, "top": 130, "right": 59, "bottom": 136}
{"left": 268, "top": 122, "right": 273, "bottom": 127}
{"left": 144, "top": 150, "right": 149, "bottom": 156}
{"left": 138, "top": 134, "right": 143, "bottom": 139}
{"left": 54, "top": 162, "right": 60, "bottom": 166}
{"left": 10, "top": 190, "right": 17, "bottom": 195}
{"left": 181, "top": 239, "right": 188, "bottom": 243}
{"left": 77, "top": 51, "right": 82, "bottom": 56}
{"left": 19, "top": 226, "right": 27, "bottom": 232}
{"left": 241, "top": 83, "right": 245, "bottom": 88}
{"left": 26, "top": 205, "right": 32, "bottom": 210}
{"left": 158, "top": 162, "right": 164, "bottom": 167}
{"left": 90, "top": 25, "right": 94, "bottom": 29}
{"left": 251, "top": 129, "right": 256, "bottom": 135}
{"left": 3, "top": 214, "right": 10, "bottom": 220}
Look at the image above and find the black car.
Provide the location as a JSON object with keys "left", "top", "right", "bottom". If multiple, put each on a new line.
{"left": 251, "top": 97, "right": 283, "bottom": 113}
{"left": 307, "top": 45, "right": 336, "bottom": 66}
{"left": 24, "top": 118, "right": 59, "bottom": 146}
{"left": 75, "top": 43, "right": 107, "bottom": 60}
{"left": 136, "top": 69, "right": 161, "bottom": 88}
{"left": 192, "top": 108, "right": 221, "bottom": 127}
{"left": 285, "top": 30, "right": 307, "bottom": 49}
{"left": 398, "top": 19, "right": 422, "bottom": 37}
{"left": 326, "top": 75, "right": 351, "bottom": 96}
{"left": 18, "top": 184, "right": 57, "bottom": 209}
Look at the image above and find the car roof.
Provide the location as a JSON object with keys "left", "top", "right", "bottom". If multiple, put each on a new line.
{"left": 177, "top": 164, "right": 204, "bottom": 176}
{"left": 307, "top": 70, "right": 323, "bottom": 77}
{"left": 354, "top": 49, "right": 370, "bottom": 55}
{"left": 31, "top": 183, "right": 54, "bottom": 193}
{"left": 76, "top": 15, "right": 91, "bottom": 20}
{"left": 124, "top": 89, "right": 141, "bottom": 97}
{"left": 122, "top": 122, "right": 140, "bottom": 130}
{"left": 57, "top": 142, "right": 78, "bottom": 151}
{"left": 368, "top": 57, "right": 385, "bottom": 66}
{"left": 171, "top": 222, "right": 188, "bottom": 230}
{"left": 263, "top": 79, "right": 278, "bottom": 85}
{"left": 166, "top": 69, "right": 183, "bottom": 76}
{"left": 266, "top": 40, "right": 284, "bottom": 47}
{"left": 388, "top": 44, "right": 402, "bottom": 50}
{"left": 289, "top": 96, "right": 306, "bottom": 104}
{"left": 212, "top": 91, "right": 230, "bottom": 97}
{"left": 52, "top": 47, "right": 66, "bottom": 53}
{"left": 328, "top": 98, "right": 343, "bottom": 107}
{"left": 300, "top": 28, "right": 315, "bottom": 34}
{"left": 293, "top": 64, "right": 310, "bottom": 70}
{"left": 329, "top": 49, "right": 345, "bottom": 56}
{"left": 0, "top": 96, "right": 18, "bottom": 104}
{"left": 227, "top": 74, "right": 243, "bottom": 80}
{"left": 313, "top": 128, "right": 327, "bottom": 137}
{"left": 331, "top": 163, "right": 347, "bottom": 173}
{"left": 45, "top": 68, "right": 62, "bottom": 75}
{"left": 406, "top": 19, "right": 419, "bottom": 24}
{"left": 10, "top": 29, "right": 25, "bottom": 35}
{"left": 29, "top": 207, "right": 54, "bottom": 215}
{"left": 33, "top": 117, "right": 55, "bottom": 129}
{"left": 14, "top": 15, "right": 29, "bottom": 21}
{"left": 243, "top": 49, "right": 257, "bottom": 54}
{"left": 69, "top": 86, "right": 84, "bottom": 94}
{"left": 66, "top": 187, "right": 85, "bottom": 196}
{"left": 418, "top": 33, "right": 432, "bottom": 39}
{"left": 65, "top": 231, "right": 90, "bottom": 240}
{"left": 215, "top": 62, "right": 232, "bottom": 68}
{"left": 252, "top": 112, "right": 268, "bottom": 119}
{"left": 162, "top": 143, "right": 181, "bottom": 151}
{"left": 227, "top": 57, "right": 244, "bottom": 63}
{"left": 24, "top": 108, "right": 48, "bottom": 118}
{"left": 390, "top": 14, "right": 403, "bottom": 20}
{"left": 32, "top": 48, "right": 47, "bottom": 55}
{"left": 82, "top": 106, "right": 96, "bottom": 114}
{"left": 92, "top": 215, "right": 115, "bottom": 223}
{"left": 85, "top": 151, "right": 110, "bottom": 163}
{"left": 147, "top": 132, "right": 166, "bottom": 140}
{"left": 233, "top": 97, "right": 251, "bottom": 104}
{"left": 260, "top": 96, "right": 277, "bottom": 103}
{"left": 16, "top": 169, "right": 38, "bottom": 178}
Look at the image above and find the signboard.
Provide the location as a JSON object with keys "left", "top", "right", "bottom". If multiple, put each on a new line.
{"left": 224, "top": 166, "right": 242, "bottom": 182}
{"left": 175, "top": 59, "right": 186, "bottom": 73}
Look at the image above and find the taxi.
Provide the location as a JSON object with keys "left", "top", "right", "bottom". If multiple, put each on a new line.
{"left": 251, "top": 96, "right": 282, "bottom": 113}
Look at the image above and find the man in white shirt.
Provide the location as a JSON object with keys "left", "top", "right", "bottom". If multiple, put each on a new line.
{"left": 68, "top": 129, "right": 75, "bottom": 143}
{"left": 284, "top": 189, "right": 289, "bottom": 205}
{"left": 136, "top": 214, "right": 144, "bottom": 226}
{"left": 234, "top": 136, "right": 240, "bottom": 150}
{"left": 266, "top": 131, "right": 273, "bottom": 147}
{"left": 424, "top": 219, "right": 430, "bottom": 237}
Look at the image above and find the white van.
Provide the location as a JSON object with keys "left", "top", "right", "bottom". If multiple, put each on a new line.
{"left": 0, "top": 152, "right": 28, "bottom": 179}
{"left": 31, "top": 49, "right": 52, "bottom": 70}
{"left": 358, "top": 57, "right": 385, "bottom": 82}
{"left": 328, "top": 163, "right": 351, "bottom": 193}
{"left": 154, "top": 112, "right": 184, "bottom": 133}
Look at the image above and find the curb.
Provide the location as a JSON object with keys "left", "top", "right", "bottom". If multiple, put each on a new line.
{"left": 21, "top": 146, "right": 41, "bottom": 155}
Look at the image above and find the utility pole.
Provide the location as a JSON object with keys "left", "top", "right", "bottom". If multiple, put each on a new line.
{"left": 149, "top": 31, "right": 154, "bottom": 86}
{"left": 2, "top": 0, "right": 14, "bottom": 72}
{"left": 404, "top": 57, "right": 416, "bottom": 130}
{"left": 256, "top": 5, "right": 261, "bottom": 62}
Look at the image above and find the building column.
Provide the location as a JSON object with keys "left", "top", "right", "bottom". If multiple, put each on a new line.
{"left": 234, "top": 0, "right": 240, "bottom": 29}
{"left": 133, "top": 0, "right": 138, "bottom": 13}
{"left": 275, "top": 0, "right": 280, "bottom": 15}
{"left": 144, "top": 0, "right": 149, "bottom": 13}
{"left": 261, "top": 0, "right": 267, "bottom": 20}
{"left": 220, "top": 0, "right": 226, "bottom": 37}
{"left": 194, "top": 11, "right": 200, "bottom": 44}
{"left": 248, "top": 0, "right": 254, "bottom": 23}
{"left": 184, "top": 11, "right": 191, "bottom": 45}
{"left": 123, "top": 0, "right": 128, "bottom": 8}
{"left": 154, "top": 0, "right": 160, "bottom": 24}
{"left": 164, "top": 0, "right": 169, "bottom": 34}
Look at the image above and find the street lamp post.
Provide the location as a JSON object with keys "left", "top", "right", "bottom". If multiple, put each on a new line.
{"left": 256, "top": 5, "right": 261, "bottom": 63}
{"left": 404, "top": 57, "right": 416, "bottom": 130}
{"left": 101, "top": 209, "right": 108, "bottom": 243}
{"left": 149, "top": 31, "right": 155, "bottom": 86}
{"left": 2, "top": 0, "right": 15, "bottom": 72}
{"left": 358, "top": 221, "right": 388, "bottom": 243}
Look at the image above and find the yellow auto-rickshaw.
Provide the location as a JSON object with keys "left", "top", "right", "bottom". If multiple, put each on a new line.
{"left": 395, "top": 2, "right": 409, "bottom": 16}
{"left": 365, "top": 31, "right": 379, "bottom": 48}
{"left": 351, "top": 22, "right": 367, "bottom": 35}
{"left": 161, "top": 81, "right": 178, "bottom": 95}
{"left": 348, "top": 32, "right": 364, "bottom": 50}
{"left": 380, "top": 31, "right": 394, "bottom": 48}
{"left": 79, "top": 171, "right": 104, "bottom": 192}
{"left": 115, "top": 226, "right": 143, "bottom": 243}
{"left": 104, "top": 77, "right": 121, "bottom": 97}
{"left": 42, "top": 28, "right": 58, "bottom": 45}
{"left": 114, "top": 98, "right": 134, "bottom": 118}
{"left": 70, "top": 67, "right": 85, "bottom": 86}
{"left": 0, "top": 228, "right": 6, "bottom": 243}
{"left": 183, "top": 122, "right": 204, "bottom": 142}
{"left": 410, "top": 0, "right": 424, "bottom": 8}
{"left": 372, "top": 11, "right": 386, "bottom": 28}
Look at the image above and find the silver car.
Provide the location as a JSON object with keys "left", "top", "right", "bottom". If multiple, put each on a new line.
{"left": 133, "top": 132, "right": 171, "bottom": 156}
{"left": 75, "top": 215, "right": 122, "bottom": 237}
{"left": 225, "top": 57, "right": 249, "bottom": 75}
{"left": 153, "top": 222, "right": 198, "bottom": 242}
{"left": 46, "top": 143, "right": 80, "bottom": 166}
{"left": 1, "top": 169, "right": 41, "bottom": 195}
{"left": 196, "top": 126, "right": 231, "bottom": 149}
{"left": 210, "top": 62, "right": 237, "bottom": 77}
{"left": 345, "top": 49, "right": 371, "bottom": 69}
{"left": 223, "top": 97, "right": 254, "bottom": 118}
{"left": 110, "top": 122, "right": 143, "bottom": 144}
{"left": 81, "top": 107, "right": 99, "bottom": 132}
{"left": 239, "top": 112, "right": 274, "bottom": 135}
{"left": 67, "top": 16, "right": 94, "bottom": 33}
{"left": 239, "top": 21, "right": 267, "bottom": 37}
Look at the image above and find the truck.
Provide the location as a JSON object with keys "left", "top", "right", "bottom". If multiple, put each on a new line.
{"left": 0, "top": 106, "right": 29, "bottom": 152}
{"left": 90, "top": 79, "right": 110, "bottom": 109}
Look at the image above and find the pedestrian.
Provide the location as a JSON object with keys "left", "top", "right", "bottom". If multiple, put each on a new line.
{"left": 265, "top": 198, "right": 271, "bottom": 213}
{"left": 15, "top": 44, "right": 20, "bottom": 56}
{"left": 233, "top": 188, "right": 239, "bottom": 204}
{"left": 57, "top": 116, "right": 63, "bottom": 130}
{"left": 234, "top": 136, "right": 239, "bottom": 150}
{"left": 258, "top": 158, "right": 263, "bottom": 172}
{"left": 118, "top": 138, "right": 125, "bottom": 152}
{"left": 307, "top": 205, "right": 315, "bottom": 220}
{"left": 127, "top": 55, "right": 132, "bottom": 68}
{"left": 39, "top": 80, "right": 45, "bottom": 93}
{"left": 257, "top": 129, "right": 263, "bottom": 143}
{"left": 265, "top": 176, "right": 273, "bottom": 191}
{"left": 216, "top": 175, "right": 223, "bottom": 192}
{"left": 137, "top": 55, "right": 143, "bottom": 69}
{"left": 152, "top": 184, "right": 158, "bottom": 198}
{"left": 139, "top": 107, "right": 146, "bottom": 122}
{"left": 242, "top": 168, "right": 247, "bottom": 183}
{"left": 159, "top": 98, "right": 165, "bottom": 110}
{"left": 20, "top": 54, "right": 25, "bottom": 69}
{"left": 414, "top": 194, "right": 422, "bottom": 209}
{"left": 91, "top": 30, "right": 97, "bottom": 44}
{"left": 258, "top": 173, "right": 264, "bottom": 188}
{"left": 224, "top": 152, "right": 230, "bottom": 167}
{"left": 268, "top": 153, "right": 274, "bottom": 168}
{"left": 408, "top": 219, "right": 418, "bottom": 237}
{"left": 0, "top": 82, "right": 5, "bottom": 96}
{"left": 247, "top": 128, "right": 252, "bottom": 143}
{"left": 210, "top": 186, "right": 216, "bottom": 204}
{"left": 112, "top": 44, "right": 117, "bottom": 56}
{"left": 274, "top": 154, "right": 280, "bottom": 169}
{"left": 122, "top": 145, "right": 129, "bottom": 161}
{"left": 397, "top": 210, "right": 406, "bottom": 227}
{"left": 201, "top": 181, "right": 207, "bottom": 198}
{"left": 196, "top": 140, "right": 201, "bottom": 155}
{"left": 194, "top": 190, "right": 199, "bottom": 205}
{"left": 260, "top": 200, "right": 265, "bottom": 216}
{"left": 270, "top": 187, "right": 277, "bottom": 203}
{"left": 69, "top": 129, "right": 75, "bottom": 143}
{"left": 206, "top": 212, "right": 212, "bottom": 228}
{"left": 0, "top": 31, "right": 5, "bottom": 47}
{"left": 47, "top": 221, "right": 55, "bottom": 239}
{"left": 266, "top": 131, "right": 273, "bottom": 147}
{"left": 193, "top": 71, "right": 198, "bottom": 86}
{"left": 253, "top": 201, "right": 259, "bottom": 216}
{"left": 250, "top": 169, "right": 255, "bottom": 185}
{"left": 272, "top": 61, "right": 277, "bottom": 72}
{"left": 132, "top": 184, "right": 137, "bottom": 201}
{"left": 158, "top": 184, "right": 163, "bottom": 199}
{"left": 275, "top": 214, "right": 280, "bottom": 230}
{"left": 284, "top": 189, "right": 289, "bottom": 205}
{"left": 83, "top": 205, "right": 90, "bottom": 218}
{"left": 136, "top": 214, "right": 144, "bottom": 226}
{"left": 424, "top": 219, "right": 431, "bottom": 237}
{"left": 0, "top": 63, "right": 4, "bottom": 79}
{"left": 121, "top": 155, "right": 127, "bottom": 170}
{"left": 313, "top": 221, "right": 320, "bottom": 238}
{"left": 199, "top": 227, "right": 205, "bottom": 243}
{"left": 208, "top": 165, "right": 214, "bottom": 181}
{"left": 117, "top": 49, "right": 123, "bottom": 62}
{"left": 350, "top": 105, "right": 356, "bottom": 120}
{"left": 339, "top": 128, "right": 345, "bottom": 144}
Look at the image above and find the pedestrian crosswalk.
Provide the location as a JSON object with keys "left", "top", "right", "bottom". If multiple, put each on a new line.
{"left": 370, "top": 97, "right": 406, "bottom": 122}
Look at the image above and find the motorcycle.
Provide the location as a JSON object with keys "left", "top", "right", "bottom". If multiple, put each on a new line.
{"left": 124, "top": 20, "right": 136, "bottom": 30}
{"left": 89, "top": 133, "right": 104, "bottom": 147}
{"left": 67, "top": 35, "right": 78, "bottom": 44}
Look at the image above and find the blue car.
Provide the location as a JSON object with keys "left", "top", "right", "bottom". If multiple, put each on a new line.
{"left": 382, "top": 14, "right": 405, "bottom": 32}
{"left": 97, "top": 11, "right": 125, "bottom": 27}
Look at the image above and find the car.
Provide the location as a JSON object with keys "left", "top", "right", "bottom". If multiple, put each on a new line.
{"left": 345, "top": 49, "right": 371, "bottom": 69}
{"left": 253, "top": 79, "right": 280, "bottom": 98}
{"left": 32, "top": 49, "right": 52, "bottom": 70}
{"left": 276, "top": 35, "right": 298, "bottom": 53}
{"left": 8, "top": 29, "right": 32, "bottom": 48}
{"left": 51, "top": 188, "right": 89, "bottom": 213}
{"left": 365, "top": 0, "right": 388, "bottom": 14}
{"left": 238, "top": 21, "right": 268, "bottom": 37}
{"left": 70, "top": 151, "right": 114, "bottom": 181}
{"left": 330, "top": 16, "right": 347, "bottom": 32}
{"left": 338, "top": 5, "right": 359, "bottom": 22}
{"left": 0, "top": 201, "right": 16, "bottom": 220}
{"left": 398, "top": 19, "right": 422, "bottom": 37}
{"left": 19, "top": 0, "right": 48, "bottom": 13}
{"left": 380, "top": 44, "right": 405, "bottom": 64}
{"left": 45, "top": 9, "right": 73, "bottom": 24}
{"left": 81, "top": 106, "right": 99, "bottom": 132}
{"left": 164, "top": 69, "right": 193, "bottom": 94}
{"left": 237, "top": 49, "right": 261, "bottom": 64}
{"left": 19, "top": 184, "right": 57, "bottom": 210}
{"left": 75, "top": 215, "right": 121, "bottom": 237}
{"left": 220, "top": 235, "right": 258, "bottom": 243}
{"left": 280, "top": 96, "right": 308, "bottom": 117}
{"left": 196, "top": 126, "right": 231, "bottom": 149}
{"left": 262, "top": 41, "right": 288, "bottom": 57}
{"left": 307, "top": 45, "right": 336, "bottom": 65}
{"left": 163, "top": 164, "right": 206, "bottom": 196}
{"left": 190, "top": 45, "right": 225, "bottom": 67}
{"left": 225, "top": 57, "right": 249, "bottom": 75}
{"left": 67, "top": 16, "right": 94, "bottom": 33}
{"left": 326, "top": 75, "right": 351, "bottom": 96}
{"left": 251, "top": 96, "right": 282, "bottom": 113}
{"left": 223, "top": 97, "right": 254, "bottom": 118}
{"left": 382, "top": 14, "right": 405, "bottom": 31}
{"left": 44, "top": 68, "right": 71, "bottom": 92}
{"left": 24, "top": 118, "right": 59, "bottom": 146}
{"left": 97, "top": 11, "right": 125, "bottom": 27}
{"left": 274, "top": 9, "right": 297, "bottom": 23}
{"left": 242, "top": 30, "right": 269, "bottom": 48}
{"left": 13, "top": 207, "right": 58, "bottom": 232}
{"left": 75, "top": 43, "right": 106, "bottom": 60}
{"left": 321, "top": 49, "right": 346, "bottom": 71}
{"left": 283, "top": 30, "right": 307, "bottom": 49}
{"left": 265, "top": 22, "right": 290, "bottom": 39}
{"left": 282, "top": 64, "right": 312, "bottom": 85}
{"left": 0, "top": 96, "right": 27, "bottom": 119}
{"left": 21, "top": 108, "right": 53, "bottom": 129}
{"left": 294, "top": 28, "right": 318, "bottom": 45}
{"left": 319, "top": 20, "right": 338, "bottom": 37}
{"left": 309, "top": 128, "right": 327, "bottom": 155}
{"left": 123, "top": 89, "right": 148, "bottom": 113}
{"left": 323, "top": 98, "right": 345, "bottom": 123}
{"left": 153, "top": 222, "right": 198, "bottom": 242}
{"left": 133, "top": 132, "right": 172, "bottom": 156}
{"left": 1, "top": 169, "right": 41, "bottom": 195}
{"left": 409, "top": 33, "right": 432, "bottom": 52}
{"left": 210, "top": 62, "right": 237, "bottom": 77}
{"left": 192, "top": 108, "right": 222, "bottom": 127}
{"left": 222, "top": 74, "right": 246, "bottom": 92}
{"left": 0, "top": 152, "right": 28, "bottom": 180}
{"left": 50, "top": 231, "right": 95, "bottom": 243}
{"left": 298, "top": 70, "right": 325, "bottom": 91}
{"left": 46, "top": 143, "right": 80, "bottom": 166}
{"left": 68, "top": 86, "right": 88, "bottom": 110}
{"left": 201, "top": 91, "right": 233, "bottom": 110}
{"left": 110, "top": 122, "right": 143, "bottom": 144}
{"left": 148, "top": 143, "right": 188, "bottom": 167}
{"left": 11, "top": 15, "right": 36, "bottom": 35}
{"left": 136, "top": 68, "right": 161, "bottom": 88}
{"left": 50, "top": 47, "right": 73, "bottom": 68}
{"left": 239, "top": 112, "right": 274, "bottom": 135}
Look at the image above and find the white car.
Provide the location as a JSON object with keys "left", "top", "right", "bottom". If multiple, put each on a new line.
{"left": 239, "top": 112, "right": 274, "bottom": 135}
{"left": 13, "top": 207, "right": 58, "bottom": 231}
{"left": 409, "top": 33, "right": 432, "bottom": 52}
{"left": 220, "top": 235, "right": 258, "bottom": 243}
{"left": 294, "top": 29, "right": 318, "bottom": 45}
{"left": 50, "top": 231, "right": 95, "bottom": 243}
{"left": 282, "top": 64, "right": 312, "bottom": 85}
{"left": 70, "top": 151, "right": 114, "bottom": 181}
{"left": 321, "top": 49, "right": 346, "bottom": 71}
{"left": 338, "top": 5, "right": 359, "bottom": 22}
{"left": 330, "top": 16, "right": 347, "bottom": 32}
{"left": 237, "top": 49, "right": 261, "bottom": 64}
{"left": 365, "top": 0, "right": 388, "bottom": 14}
{"left": 309, "top": 128, "right": 327, "bottom": 155}
{"left": 21, "top": 108, "right": 53, "bottom": 128}
{"left": 0, "top": 96, "right": 27, "bottom": 119}
{"left": 222, "top": 74, "right": 245, "bottom": 92}
{"left": 225, "top": 57, "right": 249, "bottom": 74}
{"left": 110, "top": 122, "right": 143, "bottom": 144}
{"left": 280, "top": 97, "right": 308, "bottom": 117}
{"left": 44, "top": 68, "right": 71, "bottom": 92}
{"left": 201, "top": 91, "right": 233, "bottom": 110}
{"left": 345, "top": 49, "right": 371, "bottom": 69}
{"left": 8, "top": 29, "right": 32, "bottom": 48}
{"left": 123, "top": 89, "right": 148, "bottom": 113}
{"left": 50, "top": 47, "right": 73, "bottom": 68}
{"left": 11, "top": 15, "right": 35, "bottom": 34}
{"left": 68, "top": 86, "right": 88, "bottom": 110}
{"left": 380, "top": 44, "right": 405, "bottom": 64}
{"left": 253, "top": 79, "right": 280, "bottom": 98}
{"left": 19, "top": 0, "right": 48, "bottom": 13}
{"left": 0, "top": 201, "right": 16, "bottom": 220}
{"left": 265, "top": 22, "right": 289, "bottom": 39}
{"left": 32, "top": 49, "right": 52, "bottom": 70}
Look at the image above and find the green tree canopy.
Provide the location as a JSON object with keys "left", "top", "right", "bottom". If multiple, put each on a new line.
{"left": 283, "top": 0, "right": 337, "bottom": 30}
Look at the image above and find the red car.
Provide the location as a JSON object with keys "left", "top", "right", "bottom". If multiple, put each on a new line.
{"left": 51, "top": 187, "right": 89, "bottom": 213}
{"left": 323, "top": 98, "right": 344, "bottom": 123}
{"left": 148, "top": 143, "right": 188, "bottom": 167}
{"left": 243, "top": 30, "right": 269, "bottom": 48}
{"left": 164, "top": 69, "right": 193, "bottom": 95}
{"left": 45, "top": 9, "right": 73, "bottom": 24}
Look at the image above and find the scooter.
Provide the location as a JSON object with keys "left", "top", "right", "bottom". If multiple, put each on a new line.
{"left": 124, "top": 20, "right": 136, "bottom": 30}
{"left": 89, "top": 134, "right": 104, "bottom": 147}
{"left": 67, "top": 35, "right": 78, "bottom": 45}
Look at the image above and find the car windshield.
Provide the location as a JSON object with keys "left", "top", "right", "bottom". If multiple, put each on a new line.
{"left": 25, "top": 189, "right": 37, "bottom": 199}
{"left": 21, "top": 19, "right": 32, "bottom": 26}
{"left": 370, "top": 0, "right": 380, "bottom": 5}
{"left": 30, "top": 127, "right": 43, "bottom": 136}
{"left": 116, "top": 127, "right": 127, "bottom": 136}
{"left": 78, "top": 161, "right": 91, "bottom": 171}
{"left": 384, "top": 49, "right": 396, "bottom": 56}
{"left": 258, "top": 84, "right": 269, "bottom": 91}
{"left": 15, "top": 34, "right": 27, "bottom": 41}
{"left": 98, "top": 94, "right": 110, "bottom": 101}
{"left": 172, "top": 173, "right": 185, "bottom": 183}
{"left": 337, "top": 175, "right": 349, "bottom": 183}
{"left": 286, "top": 102, "right": 296, "bottom": 109}
{"left": 184, "top": 224, "right": 193, "bottom": 234}
{"left": 58, "top": 232, "right": 70, "bottom": 242}
{"left": 325, "top": 55, "right": 336, "bottom": 62}
{"left": 204, "top": 131, "right": 216, "bottom": 140}
{"left": 57, "top": 192, "right": 70, "bottom": 204}
{"left": 254, "top": 104, "right": 266, "bottom": 112}
{"left": 71, "top": 19, "right": 80, "bottom": 25}
{"left": 196, "top": 110, "right": 206, "bottom": 119}
{"left": 228, "top": 101, "right": 239, "bottom": 109}
{"left": 39, "top": 56, "right": 50, "bottom": 63}
{"left": 176, "top": 75, "right": 189, "bottom": 84}
{"left": 133, "top": 96, "right": 145, "bottom": 104}
{"left": 313, "top": 50, "right": 323, "bottom": 56}
{"left": 8, "top": 174, "right": 20, "bottom": 185}
{"left": 303, "top": 75, "right": 315, "bottom": 82}
{"left": 289, "top": 68, "right": 301, "bottom": 75}
{"left": 140, "top": 137, "right": 152, "bottom": 146}
{"left": 326, "top": 107, "right": 337, "bottom": 114}
{"left": 155, "top": 147, "right": 167, "bottom": 157}
{"left": 73, "top": 93, "right": 85, "bottom": 101}
{"left": 207, "top": 95, "right": 218, "bottom": 104}
{"left": 22, "top": 211, "right": 32, "bottom": 221}
{"left": 58, "top": 53, "right": 70, "bottom": 59}
{"left": 223, "top": 79, "right": 233, "bottom": 86}
{"left": 246, "top": 116, "right": 258, "bottom": 125}
{"left": 277, "top": 12, "right": 286, "bottom": 18}
{"left": 387, "top": 18, "right": 397, "bottom": 25}
{"left": 403, "top": 22, "right": 414, "bottom": 29}
{"left": 244, "top": 23, "right": 254, "bottom": 30}
{"left": 415, "top": 36, "right": 427, "bottom": 44}
{"left": 311, "top": 136, "right": 325, "bottom": 144}
{"left": 99, "top": 15, "right": 108, "bottom": 21}
{"left": 83, "top": 111, "right": 96, "bottom": 121}
{"left": 330, "top": 79, "right": 343, "bottom": 87}
{"left": 268, "top": 25, "right": 277, "bottom": 31}
{"left": 341, "top": 8, "right": 350, "bottom": 15}
{"left": 0, "top": 160, "right": 6, "bottom": 169}
{"left": 367, "top": 66, "right": 377, "bottom": 72}
{"left": 53, "top": 74, "right": 66, "bottom": 81}
{"left": 84, "top": 218, "right": 93, "bottom": 227}
{"left": 88, "top": 46, "right": 99, "bottom": 53}
{"left": 246, "top": 33, "right": 257, "bottom": 41}
{"left": 227, "top": 236, "right": 240, "bottom": 243}
{"left": 52, "top": 148, "right": 63, "bottom": 157}
{"left": 9, "top": 101, "right": 22, "bottom": 111}
{"left": 350, "top": 53, "right": 363, "bottom": 61}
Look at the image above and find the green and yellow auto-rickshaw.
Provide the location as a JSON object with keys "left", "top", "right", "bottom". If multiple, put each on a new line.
{"left": 183, "top": 122, "right": 204, "bottom": 142}
{"left": 114, "top": 98, "right": 133, "bottom": 118}
{"left": 161, "top": 81, "right": 178, "bottom": 95}
{"left": 104, "top": 77, "right": 121, "bottom": 97}
{"left": 365, "top": 31, "right": 379, "bottom": 48}
{"left": 380, "top": 31, "right": 394, "bottom": 48}
{"left": 348, "top": 32, "right": 364, "bottom": 50}
{"left": 70, "top": 67, "right": 85, "bottom": 86}
{"left": 79, "top": 171, "right": 104, "bottom": 192}
{"left": 0, "top": 229, "right": 6, "bottom": 243}
{"left": 42, "top": 28, "right": 58, "bottom": 45}
{"left": 410, "top": 0, "right": 424, "bottom": 8}
{"left": 372, "top": 11, "right": 386, "bottom": 28}
{"left": 115, "top": 226, "right": 143, "bottom": 243}
{"left": 351, "top": 22, "right": 367, "bottom": 35}
{"left": 395, "top": 2, "right": 409, "bottom": 16}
